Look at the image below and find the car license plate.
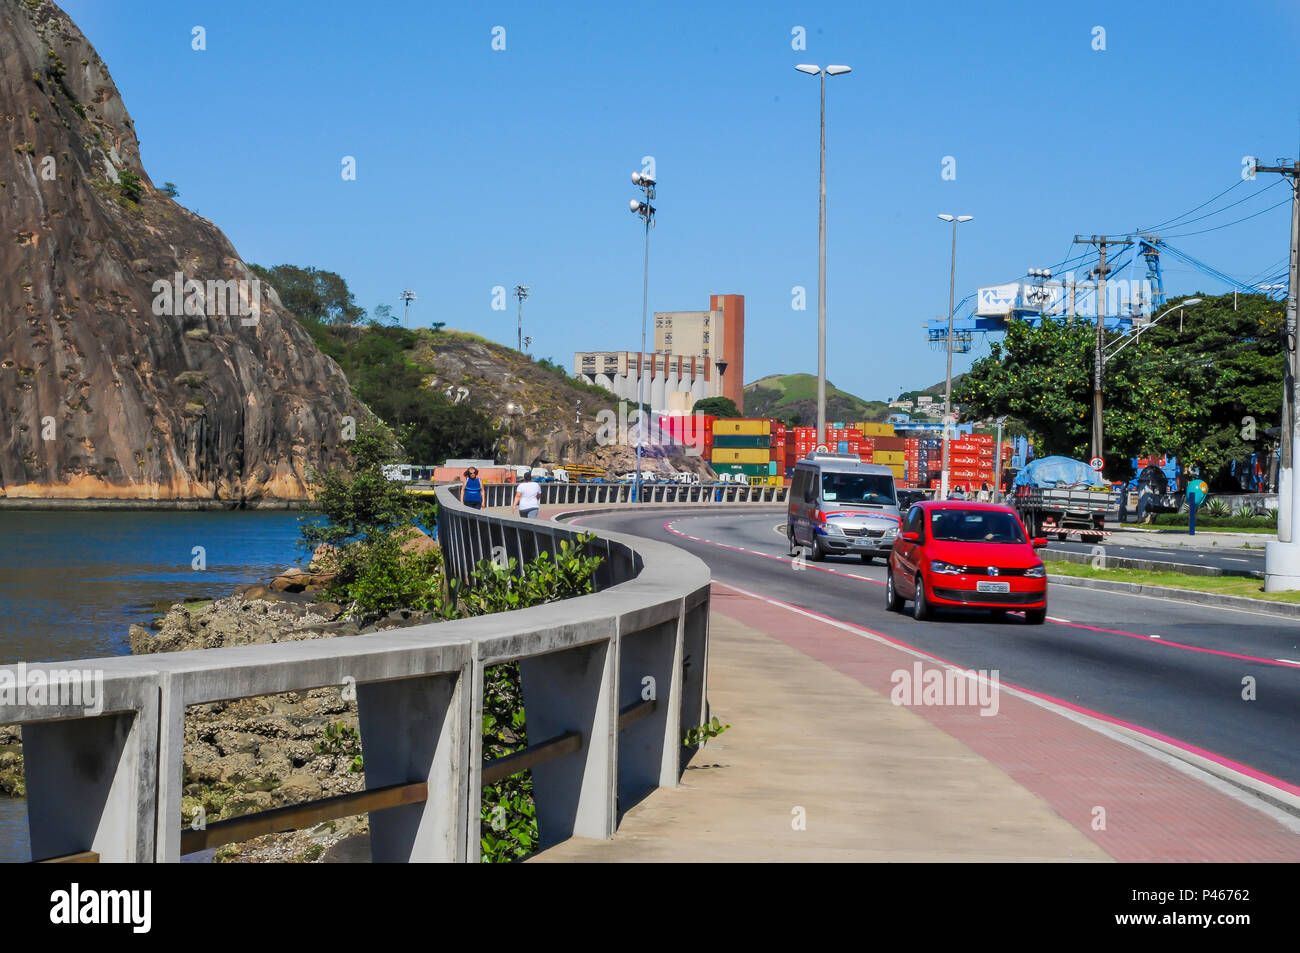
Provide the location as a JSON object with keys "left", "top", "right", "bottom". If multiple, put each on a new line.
{"left": 976, "top": 581, "right": 1010, "bottom": 593}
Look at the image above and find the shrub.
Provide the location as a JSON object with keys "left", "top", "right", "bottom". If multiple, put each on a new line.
{"left": 1203, "top": 498, "right": 1231, "bottom": 518}
{"left": 116, "top": 168, "right": 143, "bottom": 204}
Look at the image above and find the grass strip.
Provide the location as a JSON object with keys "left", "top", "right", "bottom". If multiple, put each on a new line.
{"left": 1044, "top": 560, "right": 1300, "bottom": 604}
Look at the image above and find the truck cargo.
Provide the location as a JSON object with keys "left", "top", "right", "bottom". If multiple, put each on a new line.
{"left": 1010, "top": 456, "right": 1116, "bottom": 542}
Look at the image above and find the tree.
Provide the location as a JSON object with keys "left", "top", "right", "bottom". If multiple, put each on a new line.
{"left": 301, "top": 417, "right": 433, "bottom": 548}
{"left": 250, "top": 263, "right": 366, "bottom": 327}
{"left": 693, "top": 396, "right": 741, "bottom": 418}
{"left": 372, "top": 303, "right": 397, "bottom": 326}
{"left": 161, "top": 182, "right": 179, "bottom": 198}
{"left": 117, "top": 168, "right": 143, "bottom": 204}
{"left": 954, "top": 294, "right": 1283, "bottom": 484}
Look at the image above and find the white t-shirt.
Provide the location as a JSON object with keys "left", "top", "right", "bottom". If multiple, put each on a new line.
{"left": 516, "top": 481, "right": 542, "bottom": 510}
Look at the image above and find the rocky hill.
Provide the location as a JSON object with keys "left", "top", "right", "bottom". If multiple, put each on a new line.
{"left": 409, "top": 330, "right": 712, "bottom": 476}
{"left": 0, "top": 0, "right": 364, "bottom": 501}
{"left": 744, "top": 373, "right": 891, "bottom": 424}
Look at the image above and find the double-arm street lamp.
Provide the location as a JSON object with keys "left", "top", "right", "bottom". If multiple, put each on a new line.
{"left": 629, "top": 170, "right": 657, "bottom": 502}
{"left": 795, "top": 63, "right": 851, "bottom": 446}
{"left": 937, "top": 213, "right": 973, "bottom": 498}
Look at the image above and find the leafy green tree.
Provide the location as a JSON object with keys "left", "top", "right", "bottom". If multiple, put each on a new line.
{"left": 301, "top": 417, "right": 433, "bottom": 548}
{"left": 161, "top": 181, "right": 179, "bottom": 198}
{"left": 955, "top": 294, "right": 1283, "bottom": 483}
{"left": 693, "top": 396, "right": 742, "bottom": 418}
{"left": 250, "top": 263, "right": 366, "bottom": 327}
{"left": 117, "top": 168, "right": 143, "bottom": 204}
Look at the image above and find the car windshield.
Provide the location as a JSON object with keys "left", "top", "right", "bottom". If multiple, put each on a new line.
{"left": 821, "top": 472, "right": 895, "bottom": 506}
{"left": 929, "top": 509, "right": 1026, "bottom": 544}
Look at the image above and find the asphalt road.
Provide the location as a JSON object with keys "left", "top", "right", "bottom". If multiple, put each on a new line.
{"left": 570, "top": 507, "right": 1300, "bottom": 791}
{"left": 1047, "top": 538, "right": 1266, "bottom": 575}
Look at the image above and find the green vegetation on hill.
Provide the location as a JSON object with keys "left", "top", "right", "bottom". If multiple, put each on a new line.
{"left": 252, "top": 264, "right": 499, "bottom": 462}
{"left": 693, "top": 396, "right": 741, "bottom": 418}
{"left": 744, "top": 373, "right": 890, "bottom": 425}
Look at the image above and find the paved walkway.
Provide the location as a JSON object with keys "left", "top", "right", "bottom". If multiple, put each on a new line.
{"left": 533, "top": 583, "right": 1300, "bottom": 863}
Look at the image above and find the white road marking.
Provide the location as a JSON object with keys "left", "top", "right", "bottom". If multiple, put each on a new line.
{"left": 1150, "top": 634, "right": 1162, "bottom": 639}
{"left": 1278, "top": 658, "right": 1300, "bottom": 665}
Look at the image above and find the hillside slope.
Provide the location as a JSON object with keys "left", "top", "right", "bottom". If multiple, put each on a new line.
{"left": 744, "top": 373, "right": 890, "bottom": 424}
{"left": 0, "top": 0, "right": 363, "bottom": 500}
{"left": 408, "top": 331, "right": 712, "bottom": 475}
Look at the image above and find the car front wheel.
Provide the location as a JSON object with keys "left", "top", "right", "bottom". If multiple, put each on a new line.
{"left": 1025, "top": 607, "right": 1046, "bottom": 625}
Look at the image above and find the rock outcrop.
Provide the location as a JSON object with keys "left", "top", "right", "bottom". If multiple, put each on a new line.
{"left": 0, "top": 0, "right": 364, "bottom": 500}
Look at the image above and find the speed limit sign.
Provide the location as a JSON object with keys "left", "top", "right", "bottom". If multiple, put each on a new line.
{"left": 815, "top": 445, "right": 829, "bottom": 453}
{"left": 1089, "top": 457, "right": 1104, "bottom": 471}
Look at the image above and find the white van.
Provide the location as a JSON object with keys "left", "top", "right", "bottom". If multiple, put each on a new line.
{"left": 787, "top": 452, "right": 901, "bottom": 562}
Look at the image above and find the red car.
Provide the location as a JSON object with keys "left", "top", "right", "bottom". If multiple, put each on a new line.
{"left": 886, "top": 501, "right": 1048, "bottom": 624}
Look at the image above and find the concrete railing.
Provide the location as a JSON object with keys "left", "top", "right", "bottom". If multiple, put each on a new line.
{"left": 0, "top": 485, "right": 711, "bottom": 863}
{"left": 439, "top": 481, "right": 789, "bottom": 508}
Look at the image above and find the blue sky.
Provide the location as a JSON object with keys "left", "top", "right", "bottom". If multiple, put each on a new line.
{"left": 59, "top": 0, "right": 1300, "bottom": 401}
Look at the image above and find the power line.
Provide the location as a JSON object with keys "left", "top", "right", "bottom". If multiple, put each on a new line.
{"left": 1141, "top": 178, "right": 1246, "bottom": 232}
{"left": 1160, "top": 196, "right": 1292, "bottom": 238}
{"left": 1145, "top": 178, "right": 1283, "bottom": 232}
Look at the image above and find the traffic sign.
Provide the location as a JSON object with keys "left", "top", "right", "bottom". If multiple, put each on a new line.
{"left": 1089, "top": 457, "right": 1104, "bottom": 471}
{"left": 815, "top": 445, "right": 829, "bottom": 453}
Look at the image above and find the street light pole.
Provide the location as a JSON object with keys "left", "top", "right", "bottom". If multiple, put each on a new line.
{"left": 513, "top": 285, "right": 529, "bottom": 352}
{"left": 796, "top": 64, "right": 851, "bottom": 447}
{"left": 629, "top": 171, "right": 657, "bottom": 503}
{"left": 937, "top": 214, "right": 972, "bottom": 498}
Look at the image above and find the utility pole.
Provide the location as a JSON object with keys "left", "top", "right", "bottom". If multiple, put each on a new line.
{"left": 1074, "top": 235, "right": 1133, "bottom": 468}
{"left": 513, "top": 285, "right": 529, "bottom": 352}
{"left": 1256, "top": 159, "right": 1300, "bottom": 587}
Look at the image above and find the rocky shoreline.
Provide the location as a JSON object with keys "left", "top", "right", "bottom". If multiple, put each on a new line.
{"left": 3, "top": 534, "right": 439, "bottom": 863}
{"left": 0, "top": 498, "right": 320, "bottom": 511}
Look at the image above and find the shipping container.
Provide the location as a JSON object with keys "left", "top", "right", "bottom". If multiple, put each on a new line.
{"left": 711, "top": 434, "right": 771, "bottom": 449}
{"left": 714, "top": 418, "right": 770, "bottom": 436}
{"left": 712, "top": 462, "right": 773, "bottom": 476}
{"left": 711, "top": 447, "right": 771, "bottom": 464}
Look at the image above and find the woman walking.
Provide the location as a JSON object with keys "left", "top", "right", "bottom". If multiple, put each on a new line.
{"left": 462, "top": 467, "right": 483, "bottom": 510}
{"left": 513, "top": 473, "right": 542, "bottom": 519}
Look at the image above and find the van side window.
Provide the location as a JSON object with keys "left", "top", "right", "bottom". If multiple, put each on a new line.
{"left": 804, "top": 470, "right": 818, "bottom": 502}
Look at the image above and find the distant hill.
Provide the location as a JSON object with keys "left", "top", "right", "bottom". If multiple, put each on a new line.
{"left": 744, "top": 374, "right": 890, "bottom": 425}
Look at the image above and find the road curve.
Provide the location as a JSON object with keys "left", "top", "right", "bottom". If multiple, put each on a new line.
{"left": 566, "top": 506, "right": 1300, "bottom": 793}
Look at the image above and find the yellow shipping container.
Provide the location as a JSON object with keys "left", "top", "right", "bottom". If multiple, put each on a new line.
{"left": 857, "top": 422, "right": 895, "bottom": 436}
{"left": 713, "top": 418, "right": 771, "bottom": 436}
{"left": 874, "top": 449, "right": 904, "bottom": 465}
{"left": 710, "top": 447, "right": 770, "bottom": 464}
{"left": 888, "top": 464, "right": 905, "bottom": 479}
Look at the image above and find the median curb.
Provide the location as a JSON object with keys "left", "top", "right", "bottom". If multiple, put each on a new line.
{"left": 1047, "top": 573, "right": 1300, "bottom": 619}
{"left": 1043, "top": 545, "right": 1262, "bottom": 579}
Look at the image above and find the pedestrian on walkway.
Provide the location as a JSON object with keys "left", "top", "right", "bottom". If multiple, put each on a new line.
{"left": 514, "top": 473, "right": 542, "bottom": 519}
{"left": 462, "top": 467, "right": 483, "bottom": 510}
